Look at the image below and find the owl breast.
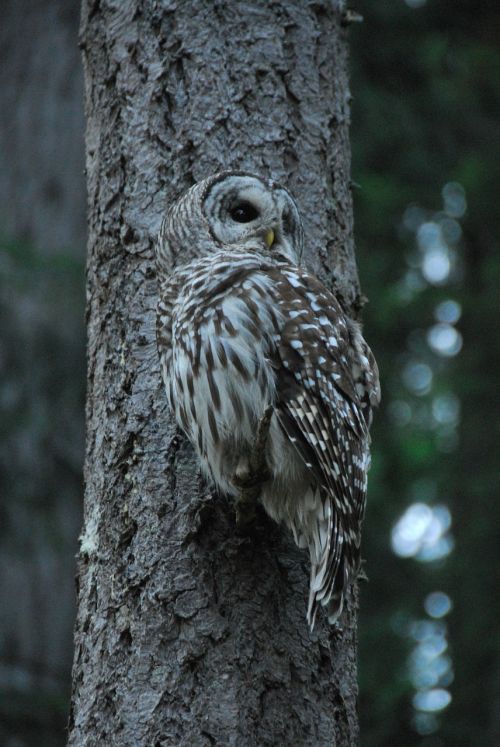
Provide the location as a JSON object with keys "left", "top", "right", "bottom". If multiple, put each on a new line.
{"left": 161, "top": 250, "right": 304, "bottom": 499}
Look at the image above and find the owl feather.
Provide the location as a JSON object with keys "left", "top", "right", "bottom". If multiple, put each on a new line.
{"left": 156, "top": 172, "right": 380, "bottom": 628}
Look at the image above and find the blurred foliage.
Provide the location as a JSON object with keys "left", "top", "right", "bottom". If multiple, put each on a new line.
{"left": 351, "top": 1, "right": 500, "bottom": 745}
{"left": 0, "top": 237, "right": 85, "bottom": 512}
{"left": 0, "top": 235, "right": 85, "bottom": 747}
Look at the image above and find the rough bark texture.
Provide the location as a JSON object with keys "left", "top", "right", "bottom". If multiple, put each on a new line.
{"left": 70, "top": 1, "right": 361, "bottom": 745}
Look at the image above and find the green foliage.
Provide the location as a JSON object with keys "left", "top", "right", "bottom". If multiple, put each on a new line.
{"left": 0, "top": 235, "right": 85, "bottom": 525}
{"left": 0, "top": 234, "right": 85, "bottom": 746}
{"left": 352, "top": 1, "right": 500, "bottom": 744}
{"left": 0, "top": 687, "right": 68, "bottom": 747}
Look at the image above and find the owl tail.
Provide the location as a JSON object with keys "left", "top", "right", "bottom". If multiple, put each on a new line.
{"left": 307, "top": 554, "right": 348, "bottom": 630}
{"left": 293, "top": 490, "right": 348, "bottom": 631}
{"left": 307, "top": 574, "right": 345, "bottom": 630}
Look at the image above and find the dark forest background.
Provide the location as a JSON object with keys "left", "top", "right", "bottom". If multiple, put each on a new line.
{"left": 1, "top": 1, "right": 498, "bottom": 745}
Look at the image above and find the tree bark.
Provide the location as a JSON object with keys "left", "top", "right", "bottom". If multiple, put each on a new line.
{"left": 70, "top": 1, "right": 361, "bottom": 745}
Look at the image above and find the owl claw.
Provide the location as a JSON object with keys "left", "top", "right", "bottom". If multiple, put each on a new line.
{"left": 232, "top": 406, "right": 273, "bottom": 526}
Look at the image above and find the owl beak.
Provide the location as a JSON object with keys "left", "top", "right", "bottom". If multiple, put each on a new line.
{"left": 264, "top": 229, "right": 275, "bottom": 248}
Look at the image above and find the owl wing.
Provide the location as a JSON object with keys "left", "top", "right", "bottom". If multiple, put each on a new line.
{"left": 269, "top": 265, "right": 380, "bottom": 624}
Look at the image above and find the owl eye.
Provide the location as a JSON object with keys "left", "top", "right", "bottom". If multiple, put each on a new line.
{"left": 230, "top": 202, "right": 260, "bottom": 223}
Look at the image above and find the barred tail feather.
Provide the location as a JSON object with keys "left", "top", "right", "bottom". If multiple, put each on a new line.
{"left": 297, "top": 491, "right": 351, "bottom": 630}
{"left": 307, "top": 556, "right": 349, "bottom": 629}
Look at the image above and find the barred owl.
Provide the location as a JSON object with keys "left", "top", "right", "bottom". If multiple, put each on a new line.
{"left": 156, "top": 172, "right": 380, "bottom": 627}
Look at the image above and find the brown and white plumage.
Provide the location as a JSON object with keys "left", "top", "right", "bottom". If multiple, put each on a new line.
{"left": 156, "top": 172, "right": 380, "bottom": 627}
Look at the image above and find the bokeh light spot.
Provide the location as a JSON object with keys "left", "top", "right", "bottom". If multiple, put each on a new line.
{"left": 425, "top": 592, "right": 453, "bottom": 619}
{"left": 403, "top": 361, "right": 433, "bottom": 395}
{"left": 413, "top": 711, "right": 440, "bottom": 736}
{"left": 422, "top": 249, "right": 451, "bottom": 285}
{"left": 438, "top": 216, "right": 462, "bottom": 245}
{"left": 434, "top": 299, "right": 461, "bottom": 324}
{"left": 413, "top": 688, "right": 452, "bottom": 713}
{"left": 427, "top": 324, "right": 463, "bottom": 357}
{"left": 432, "top": 394, "right": 460, "bottom": 426}
{"left": 442, "top": 181, "right": 467, "bottom": 218}
{"left": 391, "top": 503, "right": 453, "bottom": 561}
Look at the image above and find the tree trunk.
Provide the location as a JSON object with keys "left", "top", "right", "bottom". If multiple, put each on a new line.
{"left": 70, "top": 1, "right": 361, "bottom": 745}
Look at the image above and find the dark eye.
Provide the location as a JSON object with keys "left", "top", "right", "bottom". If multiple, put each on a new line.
{"left": 230, "top": 202, "right": 260, "bottom": 223}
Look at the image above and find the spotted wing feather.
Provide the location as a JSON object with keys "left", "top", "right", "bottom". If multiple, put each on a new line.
{"left": 271, "top": 267, "right": 379, "bottom": 624}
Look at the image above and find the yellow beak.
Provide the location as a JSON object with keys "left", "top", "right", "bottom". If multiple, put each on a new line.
{"left": 265, "top": 228, "right": 275, "bottom": 248}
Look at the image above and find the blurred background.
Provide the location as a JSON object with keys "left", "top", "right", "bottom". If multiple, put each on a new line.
{"left": 0, "top": 1, "right": 498, "bottom": 745}
{"left": 0, "top": 2, "right": 85, "bottom": 746}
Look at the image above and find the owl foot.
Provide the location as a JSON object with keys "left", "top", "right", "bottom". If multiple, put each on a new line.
{"left": 232, "top": 406, "right": 273, "bottom": 526}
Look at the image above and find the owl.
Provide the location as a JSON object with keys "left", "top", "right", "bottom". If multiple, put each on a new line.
{"left": 156, "top": 171, "right": 380, "bottom": 627}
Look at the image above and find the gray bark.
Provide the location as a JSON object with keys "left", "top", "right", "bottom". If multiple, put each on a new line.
{"left": 70, "top": 1, "right": 361, "bottom": 745}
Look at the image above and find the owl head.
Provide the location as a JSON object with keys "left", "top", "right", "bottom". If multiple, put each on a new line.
{"left": 157, "top": 171, "right": 304, "bottom": 272}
